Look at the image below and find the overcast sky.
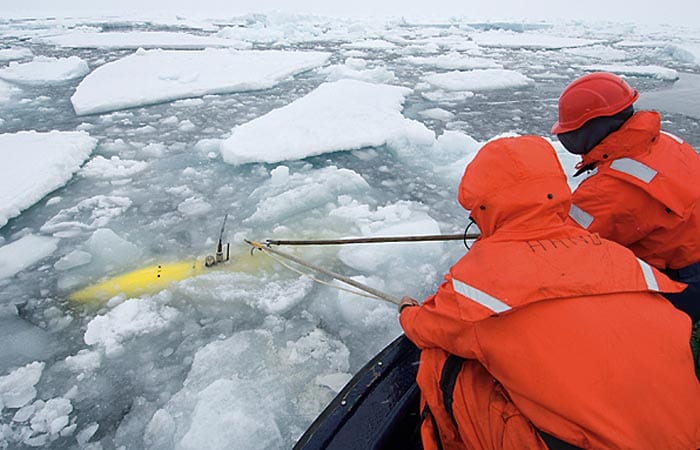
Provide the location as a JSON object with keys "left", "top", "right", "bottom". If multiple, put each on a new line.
{"left": 2, "top": 0, "right": 698, "bottom": 27}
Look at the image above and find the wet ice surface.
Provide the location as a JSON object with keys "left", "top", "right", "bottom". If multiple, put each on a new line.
{"left": 0, "top": 14, "right": 699, "bottom": 449}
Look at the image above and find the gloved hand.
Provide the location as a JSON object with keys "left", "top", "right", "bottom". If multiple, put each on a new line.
{"left": 398, "top": 296, "right": 419, "bottom": 313}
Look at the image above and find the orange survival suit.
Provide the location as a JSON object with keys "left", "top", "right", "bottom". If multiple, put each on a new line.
{"left": 568, "top": 111, "right": 700, "bottom": 321}
{"left": 400, "top": 135, "right": 700, "bottom": 449}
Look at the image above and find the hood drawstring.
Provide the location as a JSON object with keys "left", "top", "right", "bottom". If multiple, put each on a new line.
{"left": 463, "top": 218, "right": 476, "bottom": 250}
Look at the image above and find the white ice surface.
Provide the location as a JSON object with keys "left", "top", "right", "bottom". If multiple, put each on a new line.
{"left": 0, "top": 131, "right": 97, "bottom": 229}
{"left": 84, "top": 297, "right": 180, "bottom": 356}
{"left": 422, "top": 69, "right": 534, "bottom": 91}
{"left": 0, "top": 362, "right": 44, "bottom": 410}
{"left": 0, "top": 48, "right": 33, "bottom": 62}
{"left": 563, "top": 45, "right": 628, "bottom": 61}
{"left": 220, "top": 79, "right": 435, "bottom": 165}
{"left": 244, "top": 165, "right": 371, "bottom": 224}
{"left": 418, "top": 108, "right": 455, "bottom": 121}
{"left": 401, "top": 53, "right": 502, "bottom": 70}
{"left": 40, "top": 196, "right": 133, "bottom": 237}
{"left": 38, "top": 30, "right": 251, "bottom": 50}
{"left": 667, "top": 43, "right": 700, "bottom": 66}
{"left": 71, "top": 48, "right": 331, "bottom": 115}
{"left": 84, "top": 228, "right": 142, "bottom": 271}
{"left": 472, "top": 30, "right": 603, "bottom": 49}
{"left": 80, "top": 156, "right": 149, "bottom": 180}
{"left": 342, "top": 39, "right": 397, "bottom": 50}
{"left": 579, "top": 64, "right": 679, "bottom": 81}
{"left": 4, "top": 395, "right": 74, "bottom": 447}
{"left": 0, "top": 235, "right": 59, "bottom": 280}
{"left": 319, "top": 58, "right": 396, "bottom": 83}
{"left": 336, "top": 203, "right": 442, "bottom": 274}
{"left": 146, "top": 327, "right": 351, "bottom": 450}
{"left": 0, "top": 56, "right": 89, "bottom": 85}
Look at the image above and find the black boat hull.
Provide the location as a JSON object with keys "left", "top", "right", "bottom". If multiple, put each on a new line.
{"left": 294, "top": 334, "right": 422, "bottom": 450}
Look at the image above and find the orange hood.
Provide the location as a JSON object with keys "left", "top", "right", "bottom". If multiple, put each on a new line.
{"left": 458, "top": 136, "right": 571, "bottom": 238}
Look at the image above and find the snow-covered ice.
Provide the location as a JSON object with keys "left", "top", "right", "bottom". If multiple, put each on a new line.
{"left": 0, "top": 362, "right": 44, "bottom": 410}
{"left": 0, "top": 131, "right": 97, "bottom": 228}
{"left": 243, "top": 165, "right": 371, "bottom": 224}
{"left": 319, "top": 58, "right": 396, "bottom": 83}
{"left": 38, "top": 30, "right": 251, "bottom": 50}
{"left": 342, "top": 39, "right": 397, "bottom": 50}
{"left": 471, "top": 30, "right": 604, "bottom": 49}
{"left": 418, "top": 107, "right": 455, "bottom": 121}
{"left": 71, "top": 48, "right": 331, "bottom": 115}
{"left": 220, "top": 79, "right": 434, "bottom": 165}
{"left": 39, "top": 196, "right": 133, "bottom": 236}
{"left": 79, "top": 156, "right": 149, "bottom": 180}
{"left": 0, "top": 56, "right": 89, "bottom": 85}
{"left": 84, "top": 297, "right": 180, "bottom": 356}
{"left": 0, "top": 234, "right": 59, "bottom": 280}
{"left": 401, "top": 53, "right": 502, "bottom": 70}
{"left": 578, "top": 64, "right": 679, "bottom": 81}
{"left": 564, "top": 45, "right": 629, "bottom": 61}
{"left": 666, "top": 43, "right": 700, "bottom": 66}
{"left": 422, "top": 69, "right": 534, "bottom": 92}
{"left": 0, "top": 48, "right": 33, "bottom": 63}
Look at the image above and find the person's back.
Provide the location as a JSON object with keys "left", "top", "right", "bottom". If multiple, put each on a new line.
{"left": 473, "top": 257, "right": 700, "bottom": 448}
{"left": 400, "top": 135, "right": 700, "bottom": 449}
{"left": 551, "top": 72, "right": 700, "bottom": 322}
{"left": 568, "top": 112, "right": 700, "bottom": 268}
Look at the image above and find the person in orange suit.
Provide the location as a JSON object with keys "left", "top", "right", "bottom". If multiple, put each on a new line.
{"left": 552, "top": 72, "right": 700, "bottom": 323}
{"left": 399, "top": 136, "right": 700, "bottom": 449}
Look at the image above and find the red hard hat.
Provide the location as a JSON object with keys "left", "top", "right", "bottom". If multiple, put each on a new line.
{"left": 551, "top": 72, "right": 639, "bottom": 134}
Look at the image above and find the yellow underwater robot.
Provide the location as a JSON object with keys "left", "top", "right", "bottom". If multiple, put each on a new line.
{"left": 68, "top": 215, "right": 268, "bottom": 303}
